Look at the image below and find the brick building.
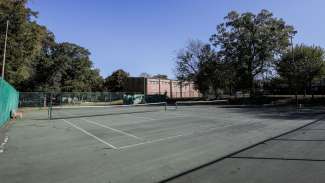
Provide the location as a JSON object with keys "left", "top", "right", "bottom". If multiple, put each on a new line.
{"left": 126, "top": 77, "right": 201, "bottom": 98}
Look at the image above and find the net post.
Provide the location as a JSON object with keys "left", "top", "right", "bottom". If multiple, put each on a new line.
{"left": 175, "top": 102, "right": 178, "bottom": 110}
{"left": 60, "top": 94, "right": 62, "bottom": 107}
{"left": 39, "top": 93, "right": 43, "bottom": 110}
{"left": 48, "top": 106, "right": 52, "bottom": 120}
{"left": 109, "top": 92, "right": 112, "bottom": 105}
{"left": 48, "top": 93, "right": 53, "bottom": 120}
{"left": 164, "top": 102, "right": 167, "bottom": 111}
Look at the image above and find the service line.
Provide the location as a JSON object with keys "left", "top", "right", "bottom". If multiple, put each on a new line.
{"left": 118, "top": 134, "right": 185, "bottom": 149}
{"left": 81, "top": 118, "right": 143, "bottom": 140}
{"left": 118, "top": 123, "right": 239, "bottom": 150}
{"left": 62, "top": 119, "right": 118, "bottom": 149}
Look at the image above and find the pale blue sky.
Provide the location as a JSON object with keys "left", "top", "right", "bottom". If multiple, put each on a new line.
{"left": 28, "top": 0, "right": 325, "bottom": 78}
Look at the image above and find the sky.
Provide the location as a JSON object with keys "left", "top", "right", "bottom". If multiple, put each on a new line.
{"left": 27, "top": 0, "right": 325, "bottom": 79}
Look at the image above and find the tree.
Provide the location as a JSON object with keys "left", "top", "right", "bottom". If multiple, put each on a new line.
{"left": 210, "top": 9, "right": 296, "bottom": 95}
{"left": 53, "top": 43, "right": 103, "bottom": 92}
{"left": 175, "top": 40, "right": 205, "bottom": 81}
{"left": 104, "top": 69, "right": 129, "bottom": 92}
{"left": 277, "top": 44, "right": 325, "bottom": 94}
{"left": 194, "top": 45, "right": 217, "bottom": 95}
{"left": 29, "top": 42, "right": 103, "bottom": 92}
{"left": 152, "top": 74, "right": 168, "bottom": 79}
{"left": 0, "top": 0, "right": 47, "bottom": 89}
{"left": 175, "top": 40, "right": 230, "bottom": 96}
{"left": 175, "top": 41, "right": 232, "bottom": 97}
{"left": 139, "top": 72, "right": 151, "bottom": 78}
{"left": 88, "top": 69, "right": 104, "bottom": 91}
{"left": 195, "top": 45, "right": 234, "bottom": 97}
{"left": 25, "top": 28, "right": 57, "bottom": 91}
{"left": 0, "top": 0, "right": 104, "bottom": 92}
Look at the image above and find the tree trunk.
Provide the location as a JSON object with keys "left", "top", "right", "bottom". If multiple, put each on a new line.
{"left": 250, "top": 74, "right": 255, "bottom": 97}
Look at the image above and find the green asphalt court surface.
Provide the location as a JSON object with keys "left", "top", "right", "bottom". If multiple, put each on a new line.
{"left": 0, "top": 105, "right": 325, "bottom": 183}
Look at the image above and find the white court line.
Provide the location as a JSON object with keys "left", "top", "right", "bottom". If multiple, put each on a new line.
{"left": 119, "top": 123, "right": 240, "bottom": 150}
{"left": 81, "top": 118, "right": 143, "bottom": 140}
{"left": 131, "top": 115, "right": 157, "bottom": 121}
{"left": 61, "top": 119, "right": 117, "bottom": 149}
{"left": 119, "top": 134, "right": 185, "bottom": 149}
{"left": 169, "top": 114, "right": 190, "bottom": 118}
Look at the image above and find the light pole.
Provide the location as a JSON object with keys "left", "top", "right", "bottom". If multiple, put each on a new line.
{"left": 143, "top": 76, "right": 146, "bottom": 103}
{"left": 290, "top": 35, "right": 299, "bottom": 110}
{"left": 2, "top": 20, "right": 9, "bottom": 80}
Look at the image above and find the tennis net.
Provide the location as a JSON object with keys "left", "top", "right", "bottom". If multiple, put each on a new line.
{"left": 48, "top": 102, "right": 167, "bottom": 120}
{"left": 175, "top": 100, "right": 228, "bottom": 110}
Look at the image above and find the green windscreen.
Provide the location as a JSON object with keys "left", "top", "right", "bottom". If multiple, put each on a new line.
{"left": 0, "top": 79, "right": 19, "bottom": 127}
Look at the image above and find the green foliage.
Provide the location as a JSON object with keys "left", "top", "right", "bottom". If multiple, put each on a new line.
{"left": 152, "top": 74, "right": 168, "bottom": 79}
{"left": 31, "top": 42, "right": 104, "bottom": 92}
{"left": 210, "top": 9, "right": 296, "bottom": 94}
{"left": 0, "top": 0, "right": 46, "bottom": 88}
{"left": 195, "top": 45, "right": 218, "bottom": 94}
{"left": 175, "top": 41, "right": 232, "bottom": 96}
{"left": 277, "top": 44, "right": 325, "bottom": 93}
{"left": 139, "top": 72, "right": 151, "bottom": 78}
{"left": 0, "top": 0, "right": 103, "bottom": 92}
{"left": 2, "top": 2, "right": 324, "bottom": 97}
{"left": 53, "top": 43, "right": 100, "bottom": 92}
{"left": 176, "top": 40, "right": 233, "bottom": 95}
{"left": 104, "top": 69, "right": 129, "bottom": 92}
{"left": 196, "top": 45, "right": 235, "bottom": 97}
{"left": 175, "top": 40, "right": 203, "bottom": 81}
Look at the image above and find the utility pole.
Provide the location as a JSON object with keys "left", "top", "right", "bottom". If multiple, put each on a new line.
{"left": 143, "top": 76, "right": 146, "bottom": 103}
{"left": 2, "top": 20, "right": 9, "bottom": 80}
{"left": 291, "top": 36, "right": 299, "bottom": 110}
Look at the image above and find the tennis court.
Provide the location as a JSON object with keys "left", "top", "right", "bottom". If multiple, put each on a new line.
{"left": 0, "top": 103, "right": 323, "bottom": 183}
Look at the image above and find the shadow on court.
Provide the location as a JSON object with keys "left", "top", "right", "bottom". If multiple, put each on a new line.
{"left": 1, "top": 106, "right": 324, "bottom": 183}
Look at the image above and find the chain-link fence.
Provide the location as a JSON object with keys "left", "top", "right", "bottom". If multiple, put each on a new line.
{"left": 19, "top": 92, "right": 49, "bottom": 108}
{"left": 19, "top": 92, "right": 144, "bottom": 108}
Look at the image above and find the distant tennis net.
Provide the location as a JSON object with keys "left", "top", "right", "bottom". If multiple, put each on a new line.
{"left": 48, "top": 102, "right": 167, "bottom": 119}
{"left": 175, "top": 100, "right": 228, "bottom": 110}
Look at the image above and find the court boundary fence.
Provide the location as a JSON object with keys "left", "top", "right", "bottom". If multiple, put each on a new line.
{"left": 0, "top": 79, "right": 19, "bottom": 127}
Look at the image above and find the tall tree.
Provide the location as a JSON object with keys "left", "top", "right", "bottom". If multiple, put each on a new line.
{"left": 139, "top": 72, "right": 151, "bottom": 78}
{"left": 53, "top": 43, "right": 103, "bottom": 92}
{"left": 210, "top": 9, "right": 296, "bottom": 95}
{"left": 0, "top": 0, "right": 104, "bottom": 92}
{"left": 25, "top": 28, "right": 57, "bottom": 91}
{"left": 152, "top": 74, "right": 168, "bottom": 79}
{"left": 30, "top": 42, "right": 103, "bottom": 92}
{"left": 88, "top": 69, "right": 104, "bottom": 91}
{"left": 104, "top": 69, "right": 129, "bottom": 92}
{"left": 195, "top": 45, "right": 234, "bottom": 96}
{"left": 175, "top": 41, "right": 231, "bottom": 97}
{"left": 175, "top": 40, "right": 204, "bottom": 81}
{"left": 277, "top": 44, "right": 325, "bottom": 94}
{"left": 0, "top": 0, "right": 46, "bottom": 88}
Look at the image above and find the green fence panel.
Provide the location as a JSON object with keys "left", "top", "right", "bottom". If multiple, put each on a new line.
{"left": 123, "top": 94, "right": 144, "bottom": 105}
{"left": 145, "top": 94, "right": 167, "bottom": 103}
{"left": 18, "top": 92, "right": 144, "bottom": 107}
{"left": 0, "top": 79, "right": 19, "bottom": 127}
